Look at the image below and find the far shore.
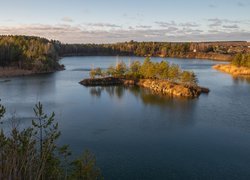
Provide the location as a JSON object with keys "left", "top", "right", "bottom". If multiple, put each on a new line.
{"left": 213, "top": 64, "right": 250, "bottom": 76}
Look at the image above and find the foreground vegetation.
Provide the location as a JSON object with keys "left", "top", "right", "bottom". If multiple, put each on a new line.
{"left": 0, "top": 101, "right": 102, "bottom": 180}
{"left": 89, "top": 58, "right": 198, "bottom": 85}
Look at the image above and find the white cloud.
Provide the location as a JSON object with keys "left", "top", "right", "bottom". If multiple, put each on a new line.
{"left": 85, "top": 23, "right": 121, "bottom": 28}
{"left": 223, "top": 25, "right": 239, "bottom": 29}
{"left": 61, "top": 17, "right": 74, "bottom": 22}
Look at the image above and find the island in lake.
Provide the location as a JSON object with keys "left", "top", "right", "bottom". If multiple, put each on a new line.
{"left": 80, "top": 58, "right": 209, "bottom": 98}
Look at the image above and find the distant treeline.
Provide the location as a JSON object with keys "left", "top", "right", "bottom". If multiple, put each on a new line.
{"left": 56, "top": 40, "right": 250, "bottom": 57}
{"left": 0, "top": 35, "right": 249, "bottom": 71}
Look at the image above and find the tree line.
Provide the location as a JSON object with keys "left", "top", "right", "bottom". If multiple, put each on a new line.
{"left": 90, "top": 57, "right": 198, "bottom": 85}
{"left": 0, "top": 101, "right": 102, "bottom": 180}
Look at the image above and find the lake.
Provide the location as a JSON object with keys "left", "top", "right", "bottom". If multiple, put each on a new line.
{"left": 1, "top": 56, "right": 250, "bottom": 179}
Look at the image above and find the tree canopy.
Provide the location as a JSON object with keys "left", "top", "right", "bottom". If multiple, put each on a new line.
{"left": 89, "top": 58, "right": 198, "bottom": 85}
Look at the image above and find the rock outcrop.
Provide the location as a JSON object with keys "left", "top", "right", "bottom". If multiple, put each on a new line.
{"left": 137, "top": 79, "right": 209, "bottom": 98}
{"left": 79, "top": 77, "right": 209, "bottom": 98}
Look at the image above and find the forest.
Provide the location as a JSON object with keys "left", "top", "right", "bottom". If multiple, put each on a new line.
{"left": 0, "top": 36, "right": 61, "bottom": 72}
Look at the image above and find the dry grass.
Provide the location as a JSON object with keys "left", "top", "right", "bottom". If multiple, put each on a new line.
{"left": 213, "top": 64, "right": 250, "bottom": 76}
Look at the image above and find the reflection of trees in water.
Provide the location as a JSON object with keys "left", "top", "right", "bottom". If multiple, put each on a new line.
{"left": 88, "top": 85, "right": 197, "bottom": 127}
{"left": 233, "top": 77, "right": 250, "bottom": 84}
{"left": 128, "top": 86, "right": 197, "bottom": 127}
{"left": 88, "top": 86, "right": 125, "bottom": 99}
{"left": 90, "top": 87, "right": 102, "bottom": 97}
{"left": 128, "top": 86, "right": 190, "bottom": 107}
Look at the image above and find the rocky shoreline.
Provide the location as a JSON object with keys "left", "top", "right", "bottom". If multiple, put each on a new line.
{"left": 80, "top": 77, "right": 209, "bottom": 98}
{"left": 0, "top": 66, "right": 65, "bottom": 78}
{"left": 213, "top": 64, "right": 250, "bottom": 76}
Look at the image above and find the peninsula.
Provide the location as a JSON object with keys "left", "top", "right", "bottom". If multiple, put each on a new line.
{"left": 213, "top": 53, "right": 250, "bottom": 76}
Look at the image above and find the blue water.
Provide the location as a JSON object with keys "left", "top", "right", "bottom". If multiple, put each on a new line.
{"left": 1, "top": 56, "right": 250, "bottom": 179}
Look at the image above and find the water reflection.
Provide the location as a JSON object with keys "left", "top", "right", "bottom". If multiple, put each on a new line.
{"left": 88, "top": 86, "right": 125, "bottom": 99}
{"left": 88, "top": 86, "right": 195, "bottom": 107}
{"left": 233, "top": 76, "right": 250, "bottom": 84}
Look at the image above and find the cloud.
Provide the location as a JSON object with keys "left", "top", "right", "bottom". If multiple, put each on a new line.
{"left": 208, "top": 18, "right": 223, "bottom": 27}
{"left": 136, "top": 25, "right": 152, "bottom": 29}
{"left": 0, "top": 22, "right": 249, "bottom": 43}
{"left": 207, "top": 18, "right": 242, "bottom": 28}
{"left": 86, "top": 23, "right": 121, "bottom": 28}
{"left": 180, "top": 22, "right": 199, "bottom": 27}
{"left": 61, "top": 17, "right": 74, "bottom": 22}
{"left": 223, "top": 24, "right": 239, "bottom": 29}
{"left": 155, "top": 21, "right": 177, "bottom": 27}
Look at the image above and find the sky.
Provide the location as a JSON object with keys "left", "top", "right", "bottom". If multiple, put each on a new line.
{"left": 0, "top": 0, "right": 249, "bottom": 43}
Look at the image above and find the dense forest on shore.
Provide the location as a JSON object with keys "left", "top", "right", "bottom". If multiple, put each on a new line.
{"left": 56, "top": 40, "right": 250, "bottom": 59}
{"left": 0, "top": 36, "right": 61, "bottom": 72}
{"left": 0, "top": 35, "right": 250, "bottom": 72}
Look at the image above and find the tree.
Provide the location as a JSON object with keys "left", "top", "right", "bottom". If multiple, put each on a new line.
{"left": 89, "top": 68, "right": 103, "bottom": 79}
{"left": 128, "top": 60, "right": 141, "bottom": 78}
{"left": 140, "top": 57, "right": 157, "bottom": 78}
{"left": 32, "top": 102, "right": 61, "bottom": 179}
{"left": 156, "top": 61, "right": 169, "bottom": 79}
{"left": 232, "top": 53, "right": 242, "bottom": 67}
{"left": 70, "top": 150, "right": 102, "bottom": 180}
{"left": 181, "top": 71, "right": 198, "bottom": 85}
{"left": 115, "top": 61, "right": 127, "bottom": 77}
{"left": 168, "top": 64, "right": 181, "bottom": 81}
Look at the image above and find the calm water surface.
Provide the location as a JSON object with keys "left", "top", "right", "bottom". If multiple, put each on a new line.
{"left": 1, "top": 56, "right": 250, "bottom": 179}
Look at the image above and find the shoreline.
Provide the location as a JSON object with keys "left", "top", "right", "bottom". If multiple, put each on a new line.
{"left": 62, "top": 53, "right": 232, "bottom": 62}
{"left": 0, "top": 67, "right": 59, "bottom": 78}
{"left": 213, "top": 64, "right": 250, "bottom": 76}
{"left": 0, "top": 55, "right": 230, "bottom": 78}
